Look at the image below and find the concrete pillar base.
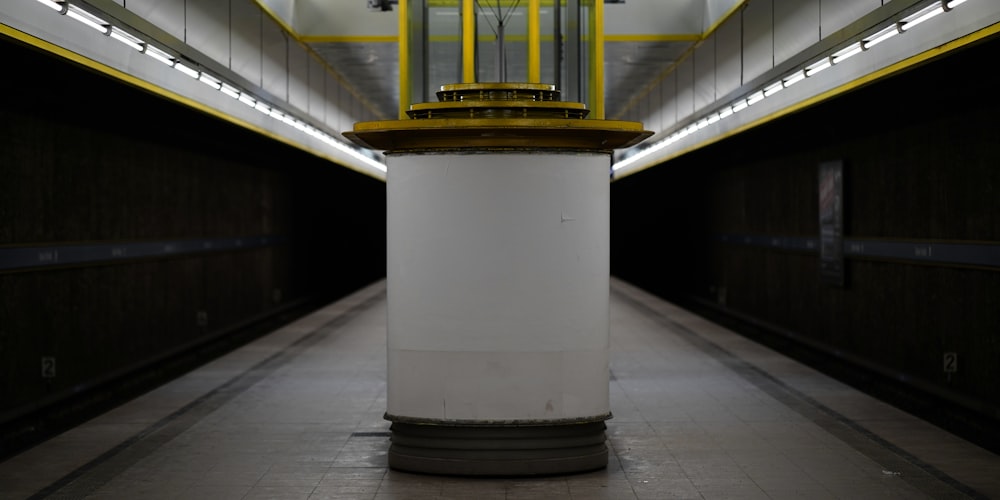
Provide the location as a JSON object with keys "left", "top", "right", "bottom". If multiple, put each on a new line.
{"left": 386, "top": 420, "right": 609, "bottom": 476}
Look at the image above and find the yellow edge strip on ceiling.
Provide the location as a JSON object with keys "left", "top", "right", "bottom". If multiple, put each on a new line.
{"left": 613, "top": 21, "right": 1000, "bottom": 181}
{"left": 605, "top": 34, "right": 701, "bottom": 42}
{"left": 706, "top": 0, "right": 746, "bottom": 36}
{"left": 254, "top": 0, "right": 296, "bottom": 35}
{"left": 528, "top": 0, "right": 541, "bottom": 83}
{"left": 430, "top": 34, "right": 557, "bottom": 42}
{"left": 463, "top": 0, "right": 476, "bottom": 82}
{"left": 300, "top": 35, "right": 398, "bottom": 43}
{"left": 399, "top": 0, "right": 410, "bottom": 118}
{"left": 0, "top": 24, "right": 385, "bottom": 181}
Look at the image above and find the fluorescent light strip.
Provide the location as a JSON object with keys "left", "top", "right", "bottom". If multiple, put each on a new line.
{"left": 35, "top": 0, "right": 386, "bottom": 175}
{"left": 612, "top": 0, "right": 966, "bottom": 175}
{"left": 863, "top": 24, "right": 901, "bottom": 49}
{"left": 143, "top": 44, "right": 174, "bottom": 66}
{"left": 804, "top": 58, "right": 832, "bottom": 77}
{"left": 66, "top": 3, "right": 110, "bottom": 34}
{"left": 109, "top": 26, "right": 144, "bottom": 51}
{"left": 831, "top": 42, "right": 863, "bottom": 64}
{"left": 198, "top": 73, "right": 222, "bottom": 90}
{"left": 220, "top": 83, "right": 241, "bottom": 99}
{"left": 783, "top": 70, "right": 807, "bottom": 87}
{"left": 238, "top": 93, "right": 257, "bottom": 107}
{"left": 900, "top": 2, "right": 945, "bottom": 31}
{"left": 173, "top": 61, "right": 200, "bottom": 79}
{"left": 35, "top": 0, "right": 66, "bottom": 13}
{"left": 763, "top": 81, "right": 784, "bottom": 97}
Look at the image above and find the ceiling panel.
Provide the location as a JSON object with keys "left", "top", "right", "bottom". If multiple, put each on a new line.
{"left": 310, "top": 41, "right": 400, "bottom": 120}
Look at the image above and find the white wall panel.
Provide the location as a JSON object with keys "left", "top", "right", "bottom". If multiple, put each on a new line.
{"left": 742, "top": 0, "right": 774, "bottom": 84}
{"left": 821, "top": 0, "right": 882, "bottom": 38}
{"left": 675, "top": 58, "right": 695, "bottom": 121}
{"left": 605, "top": 0, "right": 703, "bottom": 35}
{"left": 661, "top": 73, "right": 678, "bottom": 131}
{"left": 326, "top": 77, "right": 343, "bottom": 132}
{"left": 187, "top": 0, "right": 231, "bottom": 68}
{"left": 704, "top": 0, "right": 743, "bottom": 31}
{"left": 295, "top": 0, "right": 398, "bottom": 36}
{"left": 714, "top": 13, "right": 743, "bottom": 98}
{"left": 346, "top": 88, "right": 360, "bottom": 130}
{"left": 258, "top": 0, "right": 295, "bottom": 27}
{"left": 288, "top": 41, "right": 309, "bottom": 113}
{"left": 308, "top": 56, "right": 326, "bottom": 122}
{"left": 647, "top": 78, "right": 662, "bottom": 133}
{"left": 774, "top": 0, "right": 820, "bottom": 67}
{"left": 261, "top": 20, "right": 288, "bottom": 101}
{"left": 126, "top": 0, "right": 185, "bottom": 43}
{"left": 231, "top": 1, "right": 263, "bottom": 88}
{"left": 693, "top": 35, "right": 716, "bottom": 114}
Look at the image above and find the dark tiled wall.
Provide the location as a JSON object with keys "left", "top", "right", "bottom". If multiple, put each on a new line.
{"left": 612, "top": 35, "right": 1000, "bottom": 444}
{"left": 0, "top": 37, "right": 386, "bottom": 429}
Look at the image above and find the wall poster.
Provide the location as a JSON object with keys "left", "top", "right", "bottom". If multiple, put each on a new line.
{"left": 818, "top": 160, "right": 844, "bottom": 286}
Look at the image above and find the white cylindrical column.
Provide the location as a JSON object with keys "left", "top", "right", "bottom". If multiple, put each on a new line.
{"left": 345, "top": 82, "right": 649, "bottom": 476}
{"left": 387, "top": 152, "right": 610, "bottom": 423}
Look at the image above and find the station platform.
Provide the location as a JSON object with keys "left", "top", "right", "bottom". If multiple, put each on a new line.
{"left": 2, "top": 278, "right": 997, "bottom": 499}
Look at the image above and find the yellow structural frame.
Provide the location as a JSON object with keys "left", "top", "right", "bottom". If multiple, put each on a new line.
{"left": 399, "top": 0, "right": 411, "bottom": 118}
{"left": 463, "top": 0, "right": 476, "bottom": 82}
{"left": 590, "top": 0, "right": 605, "bottom": 119}
{"left": 400, "top": 0, "right": 605, "bottom": 116}
{"left": 528, "top": 0, "right": 541, "bottom": 83}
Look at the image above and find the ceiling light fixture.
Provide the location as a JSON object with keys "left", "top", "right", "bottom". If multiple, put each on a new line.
{"left": 611, "top": 0, "right": 968, "bottom": 176}
{"left": 27, "top": 0, "right": 410, "bottom": 177}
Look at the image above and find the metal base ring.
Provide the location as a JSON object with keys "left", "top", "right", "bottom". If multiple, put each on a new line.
{"left": 387, "top": 421, "right": 609, "bottom": 477}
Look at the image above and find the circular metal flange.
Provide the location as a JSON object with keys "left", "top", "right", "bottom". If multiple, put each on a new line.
{"left": 436, "top": 82, "right": 560, "bottom": 103}
{"left": 407, "top": 100, "right": 589, "bottom": 120}
{"left": 344, "top": 82, "right": 652, "bottom": 153}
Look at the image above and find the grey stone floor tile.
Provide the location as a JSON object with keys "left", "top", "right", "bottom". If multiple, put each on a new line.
{"left": 2, "top": 279, "right": 997, "bottom": 499}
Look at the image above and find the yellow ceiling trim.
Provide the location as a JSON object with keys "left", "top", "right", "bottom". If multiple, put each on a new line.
{"left": 0, "top": 24, "right": 384, "bottom": 181}
{"left": 301, "top": 35, "right": 398, "bottom": 43}
{"left": 705, "top": 0, "right": 747, "bottom": 37}
{"left": 605, "top": 34, "right": 700, "bottom": 42}
{"left": 253, "top": 0, "right": 297, "bottom": 37}
{"left": 613, "top": 21, "right": 1000, "bottom": 181}
{"left": 428, "top": 33, "right": 561, "bottom": 42}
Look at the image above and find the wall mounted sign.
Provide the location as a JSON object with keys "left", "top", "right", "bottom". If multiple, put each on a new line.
{"left": 819, "top": 160, "right": 845, "bottom": 287}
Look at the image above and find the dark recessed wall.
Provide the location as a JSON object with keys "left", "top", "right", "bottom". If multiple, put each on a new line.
{"left": 0, "top": 36, "right": 386, "bottom": 449}
{"left": 611, "top": 35, "right": 1000, "bottom": 449}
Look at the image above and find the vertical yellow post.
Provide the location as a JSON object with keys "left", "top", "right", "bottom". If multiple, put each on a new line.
{"left": 528, "top": 0, "right": 541, "bottom": 83}
{"left": 463, "top": 0, "right": 476, "bottom": 82}
{"left": 398, "top": 0, "right": 410, "bottom": 119}
{"left": 592, "top": 0, "right": 604, "bottom": 119}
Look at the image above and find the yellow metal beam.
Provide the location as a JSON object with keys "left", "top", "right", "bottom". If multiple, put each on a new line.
{"left": 463, "top": 0, "right": 476, "bottom": 82}
{"left": 528, "top": 0, "right": 540, "bottom": 83}
{"left": 593, "top": 0, "right": 605, "bottom": 119}
{"left": 399, "top": 0, "right": 410, "bottom": 118}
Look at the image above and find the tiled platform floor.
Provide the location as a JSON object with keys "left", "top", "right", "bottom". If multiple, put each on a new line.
{"left": 2, "top": 278, "right": 997, "bottom": 499}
